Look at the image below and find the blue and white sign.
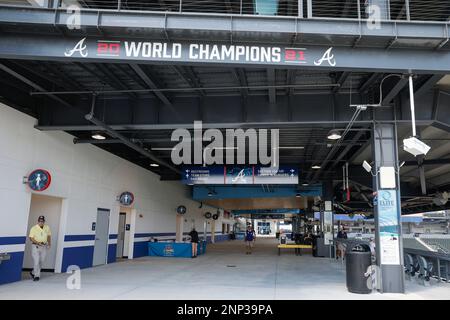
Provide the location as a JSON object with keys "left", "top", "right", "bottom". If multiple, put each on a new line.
{"left": 182, "top": 166, "right": 298, "bottom": 185}
{"left": 119, "top": 192, "right": 134, "bottom": 206}
{"left": 377, "top": 190, "right": 401, "bottom": 265}
{"left": 27, "top": 169, "right": 51, "bottom": 192}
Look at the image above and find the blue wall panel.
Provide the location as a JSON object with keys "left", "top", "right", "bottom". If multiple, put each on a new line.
{"left": 108, "top": 244, "right": 117, "bottom": 263}
{"left": 133, "top": 242, "right": 149, "bottom": 258}
{"left": 0, "top": 252, "right": 24, "bottom": 285}
{"left": 62, "top": 246, "right": 94, "bottom": 272}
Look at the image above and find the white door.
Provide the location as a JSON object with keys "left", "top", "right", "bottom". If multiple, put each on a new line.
{"left": 92, "top": 209, "right": 110, "bottom": 267}
{"left": 116, "top": 213, "right": 126, "bottom": 258}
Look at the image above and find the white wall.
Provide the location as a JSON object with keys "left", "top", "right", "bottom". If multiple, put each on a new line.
{"left": 23, "top": 194, "right": 62, "bottom": 269}
{"left": 0, "top": 102, "right": 228, "bottom": 276}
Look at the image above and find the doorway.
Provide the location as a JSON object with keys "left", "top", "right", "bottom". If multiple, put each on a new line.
{"left": 23, "top": 194, "right": 63, "bottom": 274}
{"left": 116, "top": 212, "right": 126, "bottom": 258}
{"left": 92, "top": 208, "right": 110, "bottom": 267}
{"left": 117, "top": 207, "right": 134, "bottom": 259}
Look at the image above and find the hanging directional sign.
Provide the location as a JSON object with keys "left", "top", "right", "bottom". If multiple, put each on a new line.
{"left": 27, "top": 169, "right": 51, "bottom": 192}
{"left": 119, "top": 191, "right": 134, "bottom": 206}
{"left": 182, "top": 166, "right": 298, "bottom": 185}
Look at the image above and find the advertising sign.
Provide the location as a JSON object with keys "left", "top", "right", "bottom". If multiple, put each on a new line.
{"left": 377, "top": 190, "right": 401, "bottom": 265}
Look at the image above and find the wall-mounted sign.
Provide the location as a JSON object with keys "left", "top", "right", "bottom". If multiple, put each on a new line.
{"left": 177, "top": 205, "right": 187, "bottom": 215}
{"left": 119, "top": 192, "right": 134, "bottom": 206}
{"left": 91, "top": 222, "right": 96, "bottom": 231}
{"left": 377, "top": 190, "right": 401, "bottom": 265}
{"left": 183, "top": 166, "right": 298, "bottom": 185}
{"left": 125, "top": 224, "right": 130, "bottom": 231}
{"left": 27, "top": 169, "right": 51, "bottom": 192}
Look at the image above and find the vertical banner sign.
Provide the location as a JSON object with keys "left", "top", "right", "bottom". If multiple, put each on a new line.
{"left": 323, "top": 211, "right": 333, "bottom": 245}
{"left": 377, "top": 190, "right": 400, "bottom": 265}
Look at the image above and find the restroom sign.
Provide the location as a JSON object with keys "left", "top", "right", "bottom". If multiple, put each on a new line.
{"left": 119, "top": 192, "right": 134, "bottom": 206}
{"left": 27, "top": 169, "right": 51, "bottom": 192}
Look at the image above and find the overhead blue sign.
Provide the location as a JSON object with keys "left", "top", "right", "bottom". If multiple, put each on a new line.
{"left": 183, "top": 166, "right": 298, "bottom": 185}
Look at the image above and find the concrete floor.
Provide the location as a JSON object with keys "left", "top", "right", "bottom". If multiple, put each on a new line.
{"left": 1, "top": 238, "right": 449, "bottom": 300}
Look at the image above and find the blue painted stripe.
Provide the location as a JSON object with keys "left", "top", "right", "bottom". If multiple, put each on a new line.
{"left": 0, "top": 236, "right": 26, "bottom": 245}
{"left": 109, "top": 234, "right": 118, "bottom": 239}
{"left": 135, "top": 232, "right": 174, "bottom": 238}
{"left": 64, "top": 234, "right": 95, "bottom": 242}
{"left": 135, "top": 232, "right": 226, "bottom": 239}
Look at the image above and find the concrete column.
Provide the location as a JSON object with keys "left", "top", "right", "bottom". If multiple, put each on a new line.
{"left": 372, "top": 123, "right": 405, "bottom": 293}
{"left": 176, "top": 214, "right": 184, "bottom": 242}
{"left": 210, "top": 220, "right": 216, "bottom": 243}
{"left": 322, "top": 180, "right": 334, "bottom": 257}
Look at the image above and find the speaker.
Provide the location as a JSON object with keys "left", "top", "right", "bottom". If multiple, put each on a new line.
{"left": 204, "top": 212, "right": 212, "bottom": 219}
{"left": 212, "top": 213, "right": 219, "bottom": 220}
{"left": 177, "top": 205, "right": 187, "bottom": 215}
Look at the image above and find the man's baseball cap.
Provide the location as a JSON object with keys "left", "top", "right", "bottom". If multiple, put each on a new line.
{"left": 38, "top": 216, "right": 45, "bottom": 222}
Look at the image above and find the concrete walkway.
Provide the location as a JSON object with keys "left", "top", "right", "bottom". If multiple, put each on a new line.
{"left": 0, "top": 238, "right": 448, "bottom": 300}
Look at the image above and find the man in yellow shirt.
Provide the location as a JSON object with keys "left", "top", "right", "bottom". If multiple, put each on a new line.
{"left": 29, "top": 216, "right": 51, "bottom": 281}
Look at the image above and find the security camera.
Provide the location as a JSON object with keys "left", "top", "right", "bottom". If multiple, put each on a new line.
{"left": 362, "top": 160, "right": 372, "bottom": 173}
{"left": 403, "top": 137, "right": 431, "bottom": 157}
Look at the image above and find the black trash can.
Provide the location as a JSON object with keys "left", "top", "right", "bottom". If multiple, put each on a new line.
{"left": 345, "top": 244, "right": 372, "bottom": 294}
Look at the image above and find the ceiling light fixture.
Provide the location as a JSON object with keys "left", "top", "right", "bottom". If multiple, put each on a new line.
{"left": 150, "top": 163, "right": 160, "bottom": 167}
{"left": 311, "top": 165, "right": 321, "bottom": 169}
{"left": 91, "top": 132, "right": 106, "bottom": 140}
{"left": 327, "top": 129, "right": 342, "bottom": 140}
{"left": 302, "top": 183, "right": 309, "bottom": 186}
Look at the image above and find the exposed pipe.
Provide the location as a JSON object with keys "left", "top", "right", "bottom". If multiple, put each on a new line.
{"left": 409, "top": 74, "right": 417, "bottom": 137}
{"left": 29, "top": 83, "right": 341, "bottom": 96}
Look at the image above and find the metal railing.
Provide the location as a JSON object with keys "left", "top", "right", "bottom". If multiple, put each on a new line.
{"left": 1, "top": 0, "right": 450, "bottom": 22}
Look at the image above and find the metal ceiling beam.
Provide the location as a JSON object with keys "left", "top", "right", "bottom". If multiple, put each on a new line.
{"left": 330, "top": 130, "right": 366, "bottom": 169}
{"left": 1, "top": 6, "right": 449, "bottom": 43}
{"left": 0, "top": 63, "right": 73, "bottom": 109}
{"left": 129, "top": 64, "right": 172, "bottom": 105}
{"left": 232, "top": 68, "right": 248, "bottom": 98}
{"left": 6, "top": 61, "right": 76, "bottom": 92}
{"left": 267, "top": 68, "right": 276, "bottom": 104}
{"left": 381, "top": 77, "right": 408, "bottom": 105}
{"left": 85, "top": 104, "right": 180, "bottom": 175}
{"left": 415, "top": 74, "right": 445, "bottom": 98}
{"left": 2, "top": 33, "right": 450, "bottom": 73}
{"left": 94, "top": 63, "right": 137, "bottom": 99}
{"left": 332, "top": 71, "right": 350, "bottom": 93}
{"left": 43, "top": 62, "right": 86, "bottom": 91}
{"left": 34, "top": 119, "right": 433, "bottom": 132}
{"left": 286, "top": 69, "right": 296, "bottom": 96}
{"left": 171, "top": 66, "right": 206, "bottom": 97}
{"left": 359, "top": 73, "right": 383, "bottom": 93}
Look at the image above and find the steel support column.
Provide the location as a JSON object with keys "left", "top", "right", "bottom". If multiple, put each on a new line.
{"left": 372, "top": 123, "right": 405, "bottom": 293}
{"left": 321, "top": 180, "right": 334, "bottom": 258}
